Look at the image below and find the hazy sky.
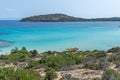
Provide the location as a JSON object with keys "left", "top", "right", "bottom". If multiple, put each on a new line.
{"left": 1, "top": 0, "right": 120, "bottom": 20}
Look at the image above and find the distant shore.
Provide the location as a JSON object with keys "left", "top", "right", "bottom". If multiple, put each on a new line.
{"left": 20, "top": 13, "right": 120, "bottom": 22}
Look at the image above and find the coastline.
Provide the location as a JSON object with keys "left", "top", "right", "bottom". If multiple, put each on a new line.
{"left": 0, "top": 45, "right": 117, "bottom": 54}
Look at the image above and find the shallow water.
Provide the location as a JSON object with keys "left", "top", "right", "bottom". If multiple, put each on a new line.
{"left": 0, "top": 20, "right": 120, "bottom": 54}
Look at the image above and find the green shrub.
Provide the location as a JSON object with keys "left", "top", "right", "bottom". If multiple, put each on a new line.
{"left": 40, "top": 55, "right": 66, "bottom": 70}
{"left": 88, "top": 51, "right": 106, "bottom": 58}
{"left": 85, "top": 62, "right": 101, "bottom": 70}
{"left": 39, "top": 53, "right": 85, "bottom": 70}
{"left": 45, "top": 68, "right": 57, "bottom": 80}
{"left": 0, "top": 68, "right": 42, "bottom": 80}
{"left": 102, "top": 69, "right": 120, "bottom": 80}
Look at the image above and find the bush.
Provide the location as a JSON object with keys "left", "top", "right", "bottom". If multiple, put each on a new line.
{"left": 45, "top": 68, "right": 57, "bottom": 80}
{"left": 40, "top": 55, "right": 66, "bottom": 70}
{"left": 85, "top": 62, "right": 101, "bottom": 70}
{"left": 88, "top": 51, "right": 106, "bottom": 58}
{"left": 30, "top": 49, "right": 38, "bottom": 57}
{"left": 60, "top": 74, "right": 79, "bottom": 80}
{"left": 39, "top": 53, "right": 85, "bottom": 70}
{"left": 0, "top": 68, "right": 42, "bottom": 80}
{"left": 102, "top": 69, "right": 120, "bottom": 80}
{"left": 93, "top": 77, "right": 101, "bottom": 80}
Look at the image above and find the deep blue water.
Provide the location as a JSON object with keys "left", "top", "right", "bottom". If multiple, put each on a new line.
{"left": 0, "top": 20, "right": 120, "bottom": 54}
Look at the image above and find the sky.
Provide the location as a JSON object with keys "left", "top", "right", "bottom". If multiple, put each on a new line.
{"left": 0, "top": 0, "right": 120, "bottom": 20}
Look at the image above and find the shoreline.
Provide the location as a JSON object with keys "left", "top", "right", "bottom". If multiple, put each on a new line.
{"left": 0, "top": 46, "right": 116, "bottom": 54}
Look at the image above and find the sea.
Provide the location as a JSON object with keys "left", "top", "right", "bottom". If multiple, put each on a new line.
{"left": 0, "top": 20, "right": 120, "bottom": 54}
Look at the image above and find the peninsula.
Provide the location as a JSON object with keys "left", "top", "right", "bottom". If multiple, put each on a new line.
{"left": 20, "top": 13, "right": 120, "bottom": 22}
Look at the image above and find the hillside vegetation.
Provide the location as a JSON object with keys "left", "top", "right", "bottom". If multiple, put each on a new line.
{"left": 0, "top": 47, "right": 120, "bottom": 80}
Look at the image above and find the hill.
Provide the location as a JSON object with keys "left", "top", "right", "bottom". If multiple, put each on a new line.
{"left": 20, "top": 13, "right": 120, "bottom": 22}
{"left": 20, "top": 13, "right": 85, "bottom": 22}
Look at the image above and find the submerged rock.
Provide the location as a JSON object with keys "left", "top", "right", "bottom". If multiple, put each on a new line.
{"left": 0, "top": 32, "right": 10, "bottom": 35}
{"left": 0, "top": 40, "right": 14, "bottom": 48}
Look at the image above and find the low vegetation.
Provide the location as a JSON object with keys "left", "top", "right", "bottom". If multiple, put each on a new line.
{"left": 0, "top": 68, "right": 42, "bottom": 80}
{"left": 0, "top": 47, "right": 120, "bottom": 80}
{"left": 102, "top": 69, "right": 120, "bottom": 80}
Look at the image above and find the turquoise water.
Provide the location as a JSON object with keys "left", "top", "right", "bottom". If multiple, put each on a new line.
{"left": 0, "top": 20, "right": 120, "bottom": 53}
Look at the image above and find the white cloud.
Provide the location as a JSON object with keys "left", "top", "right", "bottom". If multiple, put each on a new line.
{"left": 6, "top": 8, "right": 16, "bottom": 11}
